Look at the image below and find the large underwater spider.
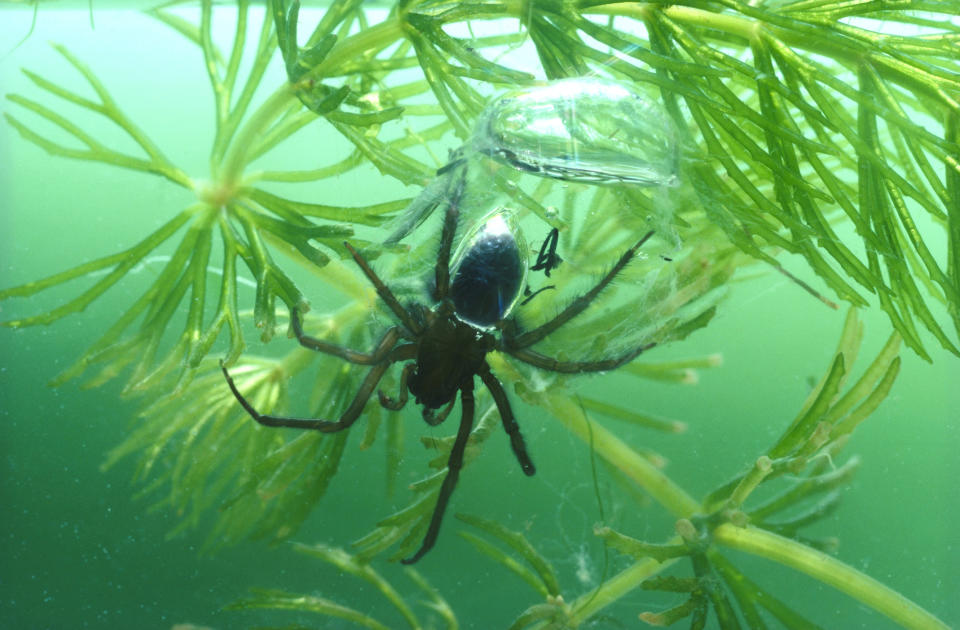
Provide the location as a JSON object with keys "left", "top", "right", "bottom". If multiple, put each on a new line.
{"left": 221, "top": 177, "right": 656, "bottom": 564}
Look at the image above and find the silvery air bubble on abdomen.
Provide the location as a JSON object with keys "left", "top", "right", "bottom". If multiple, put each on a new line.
{"left": 470, "top": 77, "right": 679, "bottom": 186}
{"left": 449, "top": 208, "right": 528, "bottom": 330}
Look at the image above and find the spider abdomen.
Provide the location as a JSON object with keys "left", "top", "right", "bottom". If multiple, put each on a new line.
{"left": 450, "top": 210, "right": 527, "bottom": 329}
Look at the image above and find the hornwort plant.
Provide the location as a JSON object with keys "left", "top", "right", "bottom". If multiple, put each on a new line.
{"left": 2, "top": 0, "right": 957, "bottom": 627}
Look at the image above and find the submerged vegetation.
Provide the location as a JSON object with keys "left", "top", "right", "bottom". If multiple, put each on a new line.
{"left": 229, "top": 311, "right": 915, "bottom": 629}
{"left": 2, "top": 0, "right": 958, "bottom": 627}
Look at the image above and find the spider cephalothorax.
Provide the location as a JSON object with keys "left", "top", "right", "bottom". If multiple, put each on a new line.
{"left": 405, "top": 303, "right": 495, "bottom": 410}
{"left": 222, "top": 175, "right": 655, "bottom": 563}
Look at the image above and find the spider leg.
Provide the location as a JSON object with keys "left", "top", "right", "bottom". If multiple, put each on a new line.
{"left": 422, "top": 396, "right": 456, "bottom": 426}
{"left": 478, "top": 363, "right": 535, "bottom": 475}
{"left": 505, "top": 343, "right": 656, "bottom": 373}
{"left": 402, "top": 377, "right": 476, "bottom": 564}
{"left": 343, "top": 242, "right": 424, "bottom": 336}
{"left": 504, "top": 230, "right": 655, "bottom": 350}
{"left": 378, "top": 363, "right": 415, "bottom": 410}
{"left": 221, "top": 359, "right": 392, "bottom": 432}
{"left": 433, "top": 162, "right": 466, "bottom": 301}
{"left": 291, "top": 308, "right": 403, "bottom": 365}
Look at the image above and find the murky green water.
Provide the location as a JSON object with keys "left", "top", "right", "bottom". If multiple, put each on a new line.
{"left": 1, "top": 6, "right": 958, "bottom": 629}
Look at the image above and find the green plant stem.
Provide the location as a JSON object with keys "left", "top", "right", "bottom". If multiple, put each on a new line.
{"left": 569, "top": 413, "right": 700, "bottom": 517}
{"left": 217, "top": 17, "right": 405, "bottom": 185}
{"left": 569, "top": 555, "right": 679, "bottom": 625}
{"left": 588, "top": 3, "right": 956, "bottom": 106}
{"left": 315, "top": 18, "right": 405, "bottom": 78}
{"left": 504, "top": 369, "right": 701, "bottom": 517}
{"left": 219, "top": 87, "right": 295, "bottom": 185}
{"left": 258, "top": 230, "right": 375, "bottom": 303}
{"left": 713, "top": 524, "right": 949, "bottom": 630}
{"left": 503, "top": 340, "right": 946, "bottom": 628}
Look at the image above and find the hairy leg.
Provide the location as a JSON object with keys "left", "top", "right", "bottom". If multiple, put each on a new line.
{"left": 479, "top": 364, "right": 535, "bottom": 475}
{"left": 221, "top": 359, "right": 391, "bottom": 432}
{"left": 505, "top": 342, "right": 656, "bottom": 373}
{"left": 291, "top": 308, "right": 403, "bottom": 365}
{"left": 504, "top": 231, "right": 654, "bottom": 349}
{"left": 402, "top": 377, "right": 475, "bottom": 564}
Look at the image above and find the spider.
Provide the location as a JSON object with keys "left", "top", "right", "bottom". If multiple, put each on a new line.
{"left": 221, "top": 177, "right": 656, "bottom": 564}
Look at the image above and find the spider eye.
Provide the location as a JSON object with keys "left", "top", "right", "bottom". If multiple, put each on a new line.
{"left": 472, "top": 77, "right": 678, "bottom": 186}
{"left": 449, "top": 209, "right": 527, "bottom": 329}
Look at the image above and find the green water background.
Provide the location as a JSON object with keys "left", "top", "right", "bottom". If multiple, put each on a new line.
{"left": 1, "top": 7, "right": 958, "bottom": 629}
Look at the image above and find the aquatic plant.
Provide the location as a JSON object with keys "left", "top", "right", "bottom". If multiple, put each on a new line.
{"left": 2, "top": 0, "right": 957, "bottom": 627}
{"left": 225, "top": 311, "right": 926, "bottom": 629}
{"left": 2, "top": 0, "right": 95, "bottom": 56}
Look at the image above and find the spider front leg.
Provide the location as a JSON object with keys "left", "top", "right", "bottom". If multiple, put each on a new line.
{"left": 504, "top": 230, "right": 655, "bottom": 350}
{"left": 402, "top": 377, "right": 477, "bottom": 565}
{"left": 432, "top": 163, "right": 466, "bottom": 302}
{"left": 506, "top": 343, "right": 655, "bottom": 374}
{"left": 343, "top": 242, "right": 424, "bottom": 336}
